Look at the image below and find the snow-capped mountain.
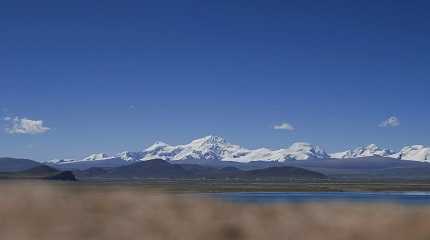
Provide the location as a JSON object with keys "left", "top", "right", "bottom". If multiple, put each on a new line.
{"left": 117, "top": 151, "right": 146, "bottom": 161}
{"left": 142, "top": 136, "right": 249, "bottom": 162}
{"left": 48, "top": 152, "right": 146, "bottom": 165}
{"left": 47, "top": 153, "right": 114, "bottom": 165}
{"left": 238, "top": 142, "right": 328, "bottom": 162}
{"left": 330, "top": 144, "right": 430, "bottom": 162}
{"left": 45, "top": 159, "right": 77, "bottom": 164}
{"left": 391, "top": 145, "right": 430, "bottom": 162}
{"left": 330, "top": 144, "right": 395, "bottom": 159}
{"left": 47, "top": 136, "right": 430, "bottom": 170}
{"left": 140, "top": 136, "right": 328, "bottom": 162}
{"left": 47, "top": 136, "right": 329, "bottom": 168}
{"left": 83, "top": 153, "right": 111, "bottom": 161}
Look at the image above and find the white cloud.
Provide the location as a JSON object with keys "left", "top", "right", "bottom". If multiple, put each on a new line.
{"left": 5, "top": 117, "right": 50, "bottom": 135}
{"left": 379, "top": 116, "right": 400, "bottom": 128}
{"left": 273, "top": 122, "right": 295, "bottom": 131}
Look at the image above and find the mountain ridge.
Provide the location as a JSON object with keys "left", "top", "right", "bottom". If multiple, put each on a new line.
{"left": 44, "top": 136, "right": 430, "bottom": 170}
{"left": 47, "top": 135, "right": 329, "bottom": 166}
{"left": 74, "top": 159, "right": 328, "bottom": 180}
{"left": 331, "top": 144, "right": 430, "bottom": 161}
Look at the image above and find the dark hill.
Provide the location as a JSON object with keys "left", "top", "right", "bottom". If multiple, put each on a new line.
{"left": 96, "top": 159, "right": 192, "bottom": 179}
{"left": 76, "top": 159, "right": 327, "bottom": 180}
{"left": 0, "top": 158, "right": 42, "bottom": 172}
{"left": 178, "top": 157, "right": 430, "bottom": 180}
{"left": 20, "top": 165, "right": 59, "bottom": 176}
{"left": 0, "top": 165, "right": 77, "bottom": 181}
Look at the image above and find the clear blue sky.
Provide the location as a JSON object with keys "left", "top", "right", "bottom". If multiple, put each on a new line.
{"left": 1, "top": 0, "right": 429, "bottom": 161}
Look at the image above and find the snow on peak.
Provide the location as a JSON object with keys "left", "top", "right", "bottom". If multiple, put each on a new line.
{"left": 45, "top": 159, "right": 76, "bottom": 164}
{"left": 330, "top": 144, "right": 430, "bottom": 161}
{"left": 288, "top": 142, "right": 325, "bottom": 154}
{"left": 170, "top": 135, "right": 243, "bottom": 161}
{"left": 391, "top": 145, "right": 430, "bottom": 162}
{"left": 49, "top": 136, "right": 329, "bottom": 165}
{"left": 141, "top": 137, "right": 328, "bottom": 162}
{"left": 330, "top": 144, "right": 394, "bottom": 159}
{"left": 190, "top": 135, "right": 227, "bottom": 146}
{"left": 50, "top": 138, "right": 430, "bottom": 166}
{"left": 285, "top": 142, "right": 328, "bottom": 160}
{"left": 145, "top": 141, "right": 170, "bottom": 152}
{"left": 248, "top": 142, "right": 330, "bottom": 162}
{"left": 83, "top": 153, "right": 111, "bottom": 161}
{"left": 117, "top": 151, "right": 145, "bottom": 161}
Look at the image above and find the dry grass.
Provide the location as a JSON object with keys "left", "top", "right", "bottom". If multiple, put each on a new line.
{"left": 1, "top": 182, "right": 430, "bottom": 240}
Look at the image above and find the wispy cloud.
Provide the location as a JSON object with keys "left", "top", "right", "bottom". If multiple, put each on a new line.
{"left": 273, "top": 122, "right": 295, "bottom": 131}
{"left": 5, "top": 117, "right": 50, "bottom": 135}
{"left": 379, "top": 116, "right": 400, "bottom": 128}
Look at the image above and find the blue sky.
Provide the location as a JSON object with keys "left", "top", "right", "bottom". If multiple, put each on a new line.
{"left": 1, "top": 0, "right": 429, "bottom": 161}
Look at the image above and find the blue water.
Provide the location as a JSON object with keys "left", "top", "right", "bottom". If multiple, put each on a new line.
{"left": 197, "top": 192, "right": 430, "bottom": 205}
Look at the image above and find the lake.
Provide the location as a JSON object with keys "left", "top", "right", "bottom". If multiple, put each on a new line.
{"left": 196, "top": 192, "right": 430, "bottom": 204}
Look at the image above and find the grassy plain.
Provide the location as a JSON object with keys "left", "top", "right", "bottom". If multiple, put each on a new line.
{"left": 0, "top": 181, "right": 430, "bottom": 240}
{"left": 2, "top": 181, "right": 430, "bottom": 240}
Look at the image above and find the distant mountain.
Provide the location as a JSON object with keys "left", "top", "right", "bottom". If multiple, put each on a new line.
{"left": 330, "top": 144, "right": 395, "bottom": 159}
{"left": 47, "top": 157, "right": 129, "bottom": 170}
{"left": 74, "top": 159, "right": 202, "bottom": 179}
{"left": 101, "top": 159, "right": 192, "bottom": 179}
{"left": 141, "top": 136, "right": 329, "bottom": 162}
{"left": 75, "top": 159, "right": 327, "bottom": 180}
{"left": 0, "top": 158, "right": 42, "bottom": 172}
{"left": 391, "top": 145, "right": 430, "bottom": 162}
{"left": 331, "top": 144, "right": 430, "bottom": 162}
{"left": 45, "top": 136, "right": 430, "bottom": 171}
{"left": 83, "top": 153, "right": 111, "bottom": 161}
{"left": 48, "top": 135, "right": 329, "bottom": 170}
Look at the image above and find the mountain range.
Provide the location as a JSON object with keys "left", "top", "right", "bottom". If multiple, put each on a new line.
{"left": 45, "top": 135, "right": 430, "bottom": 170}
{"left": 6, "top": 155, "right": 430, "bottom": 180}
{"left": 330, "top": 144, "right": 430, "bottom": 161}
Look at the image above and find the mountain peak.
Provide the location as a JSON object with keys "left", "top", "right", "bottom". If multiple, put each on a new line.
{"left": 392, "top": 145, "right": 430, "bottom": 161}
{"left": 49, "top": 138, "right": 430, "bottom": 169}
{"left": 366, "top": 144, "right": 379, "bottom": 149}
{"left": 191, "top": 135, "right": 227, "bottom": 145}
{"left": 51, "top": 136, "right": 332, "bottom": 166}
{"left": 331, "top": 144, "right": 395, "bottom": 159}
{"left": 289, "top": 142, "right": 316, "bottom": 150}
{"left": 405, "top": 145, "right": 425, "bottom": 150}
{"left": 285, "top": 142, "right": 328, "bottom": 160}
{"left": 117, "top": 151, "right": 145, "bottom": 161}
{"left": 146, "top": 141, "right": 170, "bottom": 151}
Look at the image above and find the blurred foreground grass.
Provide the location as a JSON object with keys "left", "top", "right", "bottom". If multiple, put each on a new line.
{"left": 1, "top": 181, "right": 430, "bottom": 240}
